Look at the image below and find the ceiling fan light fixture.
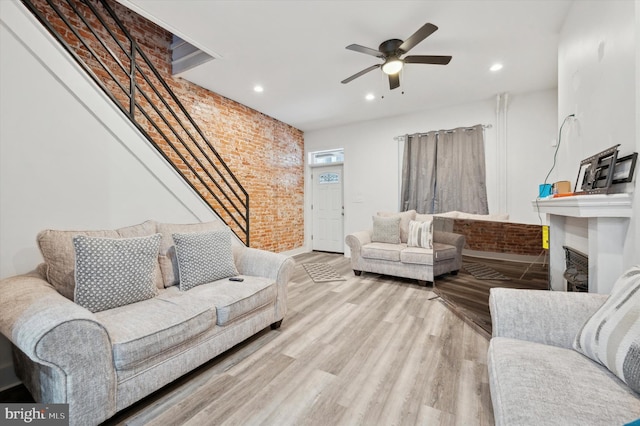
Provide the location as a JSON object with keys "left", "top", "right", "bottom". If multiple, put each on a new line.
{"left": 382, "top": 57, "right": 403, "bottom": 75}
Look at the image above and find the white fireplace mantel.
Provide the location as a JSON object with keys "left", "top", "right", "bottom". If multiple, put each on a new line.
{"left": 533, "top": 193, "right": 632, "bottom": 218}
{"left": 532, "top": 193, "right": 633, "bottom": 294}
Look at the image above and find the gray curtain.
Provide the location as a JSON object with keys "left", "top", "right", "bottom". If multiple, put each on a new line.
{"left": 400, "top": 132, "right": 437, "bottom": 213}
{"left": 400, "top": 124, "right": 488, "bottom": 215}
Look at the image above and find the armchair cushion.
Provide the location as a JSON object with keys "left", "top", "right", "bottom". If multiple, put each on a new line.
{"left": 573, "top": 266, "right": 640, "bottom": 393}
{"left": 73, "top": 234, "right": 161, "bottom": 313}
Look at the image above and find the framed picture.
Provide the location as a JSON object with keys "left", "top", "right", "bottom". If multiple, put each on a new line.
{"left": 574, "top": 163, "right": 591, "bottom": 193}
{"left": 612, "top": 153, "right": 638, "bottom": 184}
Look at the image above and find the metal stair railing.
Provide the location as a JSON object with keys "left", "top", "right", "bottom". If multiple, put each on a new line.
{"left": 21, "top": 0, "right": 250, "bottom": 245}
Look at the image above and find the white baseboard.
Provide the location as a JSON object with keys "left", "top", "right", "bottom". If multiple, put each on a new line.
{"left": 280, "top": 246, "right": 309, "bottom": 257}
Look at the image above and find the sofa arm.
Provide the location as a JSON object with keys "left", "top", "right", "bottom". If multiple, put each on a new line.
{"left": 434, "top": 231, "right": 465, "bottom": 270}
{"left": 489, "top": 288, "right": 608, "bottom": 349}
{"left": 0, "top": 273, "right": 116, "bottom": 425}
{"left": 233, "top": 247, "right": 294, "bottom": 282}
{"left": 233, "top": 247, "right": 295, "bottom": 321}
{"left": 345, "top": 230, "right": 372, "bottom": 257}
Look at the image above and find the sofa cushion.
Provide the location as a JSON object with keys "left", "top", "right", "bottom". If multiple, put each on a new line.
{"left": 73, "top": 234, "right": 161, "bottom": 313}
{"left": 433, "top": 243, "right": 458, "bottom": 261}
{"left": 573, "top": 266, "right": 640, "bottom": 393}
{"left": 371, "top": 216, "right": 401, "bottom": 244}
{"left": 37, "top": 220, "right": 161, "bottom": 300}
{"left": 399, "top": 246, "right": 434, "bottom": 266}
{"left": 377, "top": 210, "right": 416, "bottom": 243}
{"left": 401, "top": 243, "right": 456, "bottom": 265}
{"left": 95, "top": 286, "right": 214, "bottom": 370}
{"left": 489, "top": 337, "right": 640, "bottom": 426}
{"left": 361, "top": 243, "right": 406, "bottom": 262}
{"left": 157, "top": 221, "right": 230, "bottom": 288}
{"left": 185, "top": 276, "right": 275, "bottom": 325}
{"left": 172, "top": 229, "right": 239, "bottom": 292}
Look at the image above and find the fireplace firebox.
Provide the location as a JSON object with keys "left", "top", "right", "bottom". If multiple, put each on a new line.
{"left": 563, "top": 246, "right": 588, "bottom": 292}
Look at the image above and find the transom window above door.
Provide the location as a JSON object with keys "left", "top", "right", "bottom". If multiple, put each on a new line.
{"left": 309, "top": 149, "right": 344, "bottom": 166}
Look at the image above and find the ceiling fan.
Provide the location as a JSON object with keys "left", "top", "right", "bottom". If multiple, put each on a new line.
{"left": 341, "top": 22, "right": 452, "bottom": 90}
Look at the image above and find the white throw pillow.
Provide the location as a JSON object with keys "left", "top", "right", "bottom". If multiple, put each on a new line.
{"left": 407, "top": 219, "right": 433, "bottom": 249}
{"left": 573, "top": 266, "right": 640, "bottom": 393}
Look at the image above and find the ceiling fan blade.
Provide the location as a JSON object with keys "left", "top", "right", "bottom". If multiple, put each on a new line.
{"left": 399, "top": 23, "right": 438, "bottom": 53}
{"left": 341, "top": 64, "right": 381, "bottom": 84}
{"left": 404, "top": 55, "right": 452, "bottom": 65}
{"left": 346, "top": 44, "right": 384, "bottom": 58}
{"left": 389, "top": 73, "right": 400, "bottom": 90}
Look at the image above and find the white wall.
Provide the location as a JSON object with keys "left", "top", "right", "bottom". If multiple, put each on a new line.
{"left": 556, "top": 0, "right": 638, "bottom": 270}
{"left": 305, "top": 90, "right": 557, "bottom": 255}
{"left": 0, "top": 0, "right": 222, "bottom": 390}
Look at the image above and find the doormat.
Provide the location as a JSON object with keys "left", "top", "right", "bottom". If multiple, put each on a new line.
{"left": 464, "top": 262, "right": 510, "bottom": 281}
{"left": 303, "top": 263, "right": 346, "bottom": 283}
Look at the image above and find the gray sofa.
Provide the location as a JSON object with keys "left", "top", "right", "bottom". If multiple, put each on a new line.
{"left": 0, "top": 220, "right": 294, "bottom": 426}
{"left": 345, "top": 211, "right": 465, "bottom": 285}
{"left": 488, "top": 288, "right": 640, "bottom": 425}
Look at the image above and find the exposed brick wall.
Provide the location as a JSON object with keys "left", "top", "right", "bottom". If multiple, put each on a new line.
{"left": 452, "top": 219, "right": 545, "bottom": 256}
{"left": 29, "top": 0, "right": 304, "bottom": 252}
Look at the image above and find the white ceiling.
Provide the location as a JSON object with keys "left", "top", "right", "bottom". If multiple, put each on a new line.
{"left": 118, "top": 0, "right": 572, "bottom": 132}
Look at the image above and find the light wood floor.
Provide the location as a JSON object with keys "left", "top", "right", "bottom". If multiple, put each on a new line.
{"left": 0, "top": 252, "right": 495, "bottom": 425}
{"left": 102, "top": 251, "right": 494, "bottom": 425}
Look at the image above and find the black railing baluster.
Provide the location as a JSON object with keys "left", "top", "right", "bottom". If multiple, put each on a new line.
{"left": 21, "top": 0, "right": 250, "bottom": 245}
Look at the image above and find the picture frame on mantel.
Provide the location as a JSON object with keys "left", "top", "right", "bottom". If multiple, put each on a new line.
{"left": 574, "top": 144, "right": 620, "bottom": 194}
{"left": 611, "top": 153, "right": 638, "bottom": 184}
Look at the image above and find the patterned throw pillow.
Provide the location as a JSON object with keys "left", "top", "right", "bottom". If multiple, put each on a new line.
{"left": 573, "top": 266, "right": 640, "bottom": 393}
{"left": 172, "top": 229, "right": 239, "bottom": 291}
{"left": 73, "top": 234, "right": 161, "bottom": 313}
{"left": 371, "top": 216, "right": 401, "bottom": 244}
{"left": 407, "top": 219, "right": 433, "bottom": 249}
{"left": 377, "top": 210, "right": 416, "bottom": 243}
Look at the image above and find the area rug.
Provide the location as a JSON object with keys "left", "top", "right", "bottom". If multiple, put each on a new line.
{"left": 303, "top": 263, "right": 346, "bottom": 283}
{"left": 464, "top": 262, "right": 510, "bottom": 281}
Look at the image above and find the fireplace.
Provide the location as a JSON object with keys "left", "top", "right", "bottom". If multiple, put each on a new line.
{"left": 533, "top": 193, "right": 632, "bottom": 294}
{"left": 563, "top": 246, "right": 588, "bottom": 292}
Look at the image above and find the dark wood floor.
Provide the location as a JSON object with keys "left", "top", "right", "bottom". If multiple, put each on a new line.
{"left": 435, "top": 254, "right": 549, "bottom": 338}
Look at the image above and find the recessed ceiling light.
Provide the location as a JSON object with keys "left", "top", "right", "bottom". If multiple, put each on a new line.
{"left": 253, "top": 85, "right": 264, "bottom": 93}
{"left": 365, "top": 93, "right": 375, "bottom": 101}
{"left": 490, "top": 63, "right": 503, "bottom": 72}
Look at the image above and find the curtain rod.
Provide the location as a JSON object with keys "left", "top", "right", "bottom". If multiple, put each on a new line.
{"left": 393, "top": 124, "right": 493, "bottom": 142}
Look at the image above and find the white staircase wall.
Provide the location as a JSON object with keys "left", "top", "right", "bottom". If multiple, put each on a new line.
{"left": 0, "top": 0, "right": 222, "bottom": 389}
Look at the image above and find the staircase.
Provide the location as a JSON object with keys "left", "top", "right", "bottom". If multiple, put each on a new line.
{"left": 21, "top": 0, "right": 250, "bottom": 245}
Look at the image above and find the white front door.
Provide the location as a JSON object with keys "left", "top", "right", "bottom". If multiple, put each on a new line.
{"left": 312, "top": 165, "right": 344, "bottom": 253}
